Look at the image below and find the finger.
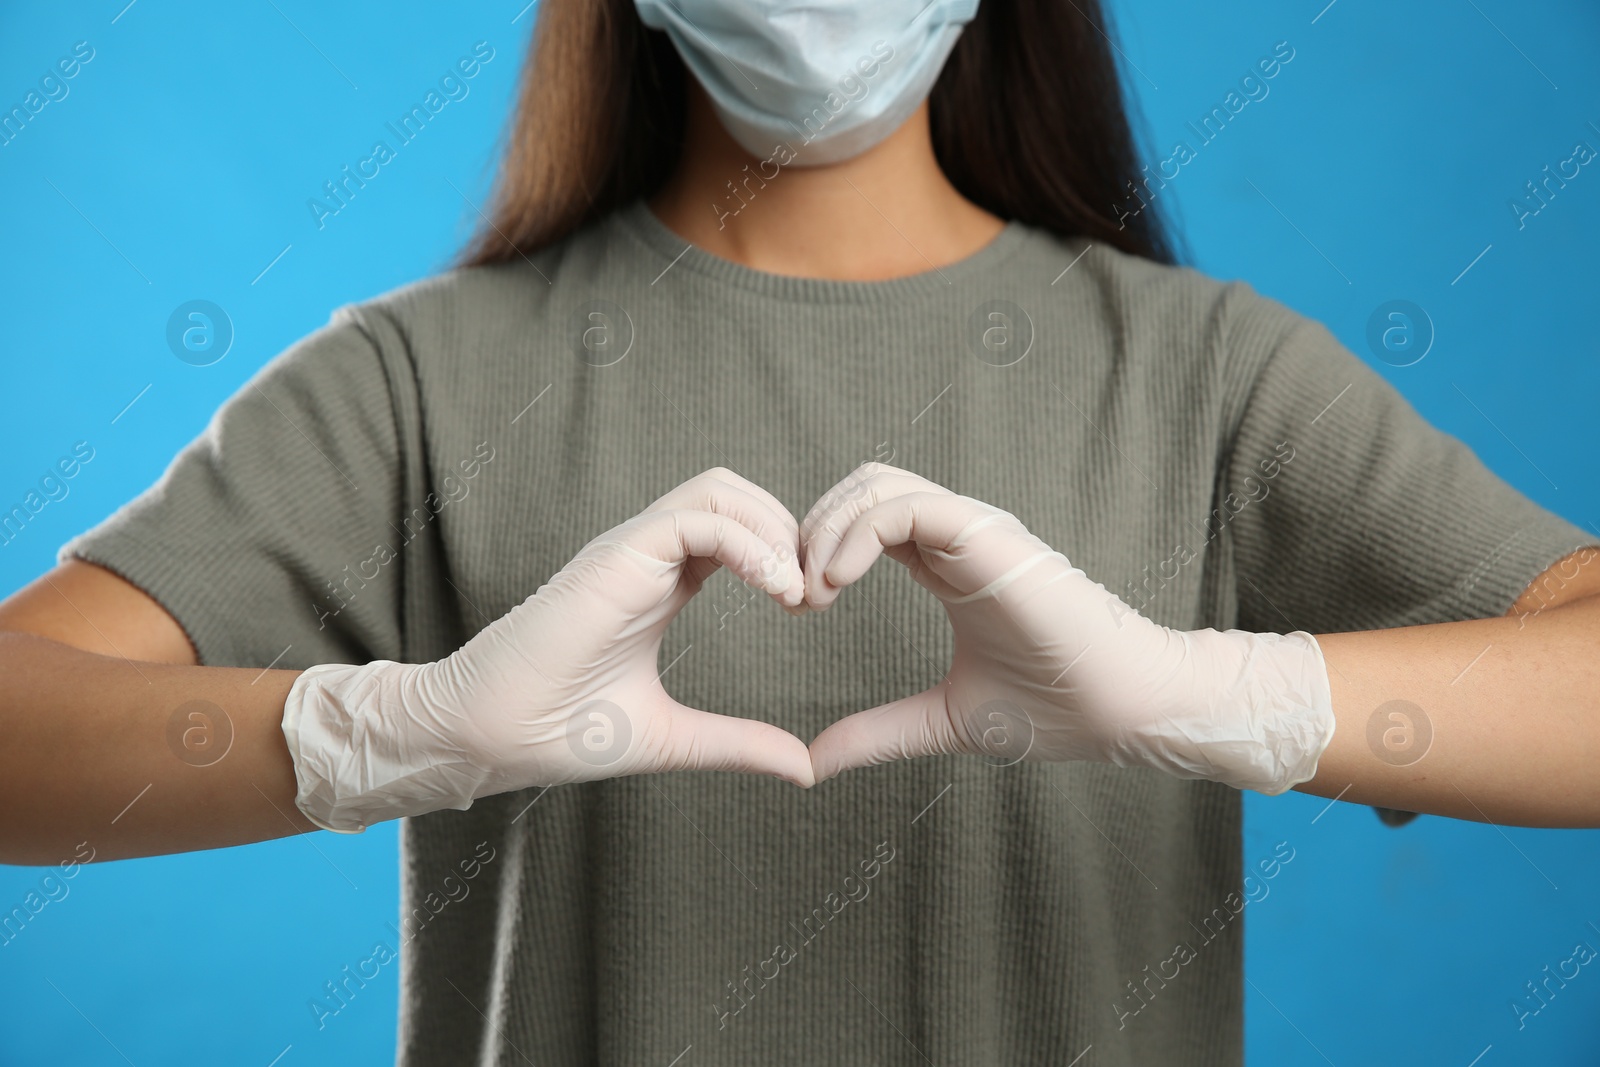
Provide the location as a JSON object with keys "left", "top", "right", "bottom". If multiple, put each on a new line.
{"left": 808, "top": 687, "right": 960, "bottom": 782}
{"left": 800, "top": 464, "right": 951, "bottom": 608}
{"left": 656, "top": 703, "right": 816, "bottom": 787}
{"left": 819, "top": 491, "right": 1014, "bottom": 605}
{"left": 702, "top": 468, "right": 803, "bottom": 545}
{"left": 646, "top": 469, "right": 802, "bottom": 596}
{"left": 648, "top": 467, "right": 800, "bottom": 546}
{"left": 620, "top": 508, "right": 804, "bottom": 606}
{"left": 798, "top": 463, "right": 939, "bottom": 553}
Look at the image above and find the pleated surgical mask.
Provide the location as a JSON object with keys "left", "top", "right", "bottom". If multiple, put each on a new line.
{"left": 635, "top": 0, "right": 980, "bottom": 165}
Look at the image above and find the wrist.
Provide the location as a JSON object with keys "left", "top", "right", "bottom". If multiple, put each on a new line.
{"left": 281, "top": 659, "right": 486, "bottom": 833}
{"left": 1187, "top": 628, "right": 1337, "bottom": 794}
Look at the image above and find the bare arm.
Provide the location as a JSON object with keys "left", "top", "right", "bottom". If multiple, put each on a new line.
{"left": 1300, "top": 548, "right": 1600, "bottom": 827}
{"left": 0, "top": 560, "right": 315, "bottom": 867}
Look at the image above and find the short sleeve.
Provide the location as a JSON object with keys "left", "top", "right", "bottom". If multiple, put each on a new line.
{"left": 1219, "top": 290, "right": 1596, "bottom": 635}
{"left": 60, "top": 305, "right": 414, "bottom": 669}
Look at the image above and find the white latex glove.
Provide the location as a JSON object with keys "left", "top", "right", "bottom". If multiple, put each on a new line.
{"left": 800, "top": 464, "right": 1336, "bottom": 795}
{"left": 282, "top": 468, "right": 815, "bottom": 833}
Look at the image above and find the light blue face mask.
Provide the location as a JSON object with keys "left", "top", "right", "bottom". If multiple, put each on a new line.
{"left": 635, "top": 0, "right": 981, "bottom": 165}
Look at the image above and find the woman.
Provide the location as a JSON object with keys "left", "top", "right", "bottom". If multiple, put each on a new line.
{"left": 3, "top": 1, "right": 1597, "bottom": 1064}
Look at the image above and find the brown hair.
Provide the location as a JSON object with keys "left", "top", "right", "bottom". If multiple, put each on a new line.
{"left": 457, "top": 0, "right": 1177, "bottom": 268}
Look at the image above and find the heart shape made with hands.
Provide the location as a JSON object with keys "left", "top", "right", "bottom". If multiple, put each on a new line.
{"left": 284, "top": 461, "right": 1330, "bottom": 832}
{"left": 285, "top": 460, "right": 1333, "bottom": 834}
{"left": 281, "top": 463, "right": 1331, "bottom": 838}
{"left": 672, "top": 461, "right": 1188, "bottom": 789}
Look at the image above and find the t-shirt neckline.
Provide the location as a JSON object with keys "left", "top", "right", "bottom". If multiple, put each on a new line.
{"left": 613, "top": 198, "right": 1030, "bottom": 304}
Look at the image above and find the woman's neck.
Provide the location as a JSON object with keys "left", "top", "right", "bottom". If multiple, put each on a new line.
{"left": 648, "top": 85, "right": 1005, "bottom": 282}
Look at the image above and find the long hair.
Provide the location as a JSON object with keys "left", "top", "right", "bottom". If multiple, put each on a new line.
{"left": 457, "top": 0, "right": 1178, "bottom": 268}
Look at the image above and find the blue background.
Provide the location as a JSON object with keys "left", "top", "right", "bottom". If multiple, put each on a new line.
{"left": 1, "top": 1, "right": 1597, "bottom": 1063}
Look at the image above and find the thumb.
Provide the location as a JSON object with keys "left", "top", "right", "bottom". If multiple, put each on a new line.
{"left": 653, "top": 703, "right": 817, "bottom": 788}
{"left": 808, "top": 687, "right": 960, "bottom": 782}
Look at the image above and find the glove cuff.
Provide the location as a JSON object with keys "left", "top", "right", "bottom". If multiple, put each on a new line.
{"left": 281, "top": 660, "right": 487, "bottom": 833}
{"left": 1209, "top": 629, "right": 1337, "bottom": 795}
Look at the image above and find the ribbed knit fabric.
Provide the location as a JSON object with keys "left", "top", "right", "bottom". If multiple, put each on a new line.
{"left": 62, "top": 200, "right": 1594, "bottom": 1065}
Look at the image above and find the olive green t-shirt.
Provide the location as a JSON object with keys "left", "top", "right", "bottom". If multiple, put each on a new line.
{"left": 62, "top": 201, "right": 1594, "bottom": 1065}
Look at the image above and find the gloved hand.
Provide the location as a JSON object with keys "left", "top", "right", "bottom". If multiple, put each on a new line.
{"left": 282, "top": 468, "right": 815, "bottom": 833}
{"left": 800, "top": 464, "right": 1336, "bottom": 795}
